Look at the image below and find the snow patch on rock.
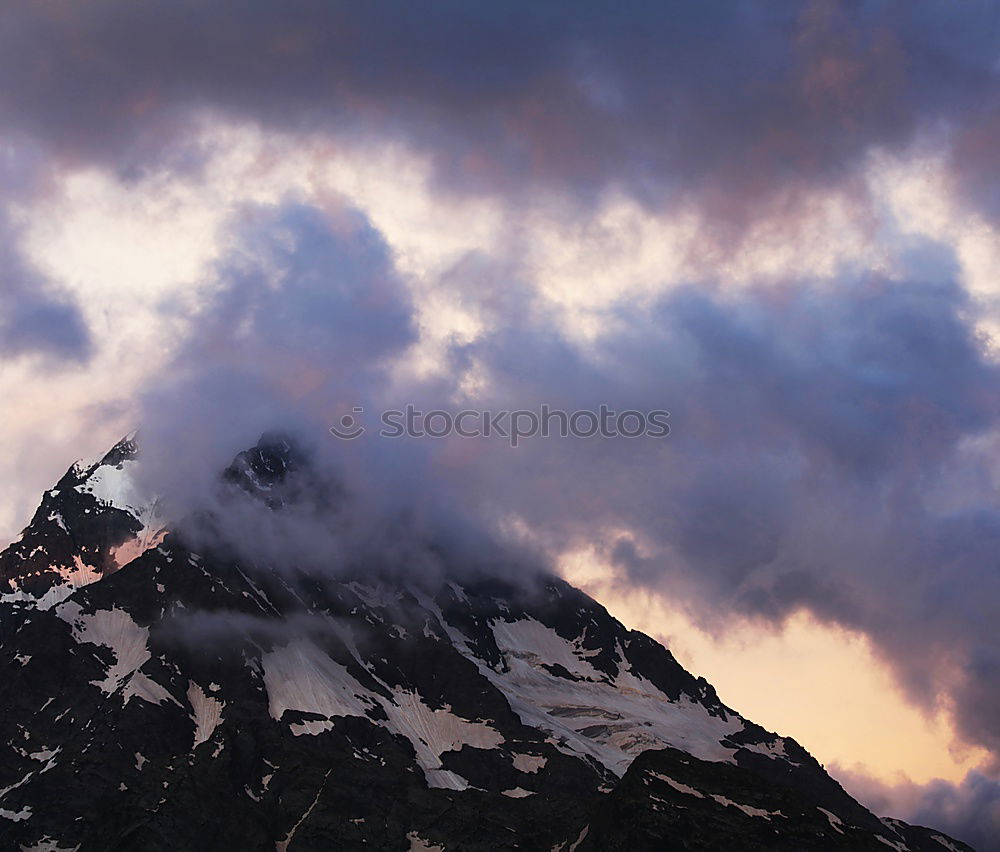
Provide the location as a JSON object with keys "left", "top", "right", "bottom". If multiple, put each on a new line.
{"left": 709, "top": 793, "right": 783, "bottom": 820}
{"left": 383, "top": 688, "right": 504, "bottom": 790}
{"left": 492, "top": 618, "right": 604, "bottom": 681}
{"left": 188, "top": 681, "right": 225, "bottom": 747}
{"left": 262, "top": 640, "right": 377, "bottom": 723}
{"left": 407, "top": 831, "right": 444, "bottom": 851}
{"left": 0, "top": 805, "right": 32, "bottom": 822}
{"left": 648, "top": 770, "right": 705, "bottom": 798}
{"left": 122, "top": 672, "right": 179, "bottom": 707}
{"left": 261, "top": 639, "right": 504, "bottom": 789}
{"left": 501, "top": 787, "right": 534, "bottom": 798}
{"left": 512, "top": 753, "right": 547, "bottom": 774}
{"left": 818, "top": 807, "right": 845, "bottom": 834}
{"left": 58, "top": 603, "right": 151, "bottom": 694}
{"left": 75, "top": 459, "right": 145, "bottom": 518}
{"left": 2, "top": 557, "right": 105, "bottom": 611}
{"left": 484, "top": 617, "right": 742, "bottom": 775}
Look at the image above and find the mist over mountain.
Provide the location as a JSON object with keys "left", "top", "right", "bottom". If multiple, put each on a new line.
{"left": 0, "top": 433, "right": 976, "bottom": 851}
{"left": 4, "top": 2, "right": 1000, "bottom": 849}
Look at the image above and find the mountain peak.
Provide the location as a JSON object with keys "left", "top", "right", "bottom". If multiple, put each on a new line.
{"left": 222, "top": 430, "right": 308, "bottom": 494}
{"left": 0, "top": 431, "right": 160, "bottom": 610}
{"left": 0, "top": 438, "right": 976, "bottom": 851}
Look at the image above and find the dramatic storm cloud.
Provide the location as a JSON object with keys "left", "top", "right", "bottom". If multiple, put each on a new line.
{"left": 2, "top": 2, "right": 998, "bottom": 225}
{"left": 4, "top": 2, "right": 1000, "bottom": 847}
{"left": 130, "top": 195, "right": 1000, "bottom": 812}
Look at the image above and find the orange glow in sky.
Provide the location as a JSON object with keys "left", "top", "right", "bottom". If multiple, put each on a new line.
{"left": 559, "top": 545, "right": 990, "bottom": 788}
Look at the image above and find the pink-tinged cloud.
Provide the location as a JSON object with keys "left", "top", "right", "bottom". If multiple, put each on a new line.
{"left": 0, "top": 2, "right": 995, "bottom": 225}
{"left": 2, "top": 3, "right": 1000, "bottom": 846}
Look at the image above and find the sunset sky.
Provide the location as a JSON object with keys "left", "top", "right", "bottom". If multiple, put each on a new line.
{"left": 2, "top": 2, "right": 1000, "bottom": 847}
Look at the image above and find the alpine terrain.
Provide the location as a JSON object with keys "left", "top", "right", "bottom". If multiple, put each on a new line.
{"left": 0, "top": 434, "right": 975, "bottom": 851}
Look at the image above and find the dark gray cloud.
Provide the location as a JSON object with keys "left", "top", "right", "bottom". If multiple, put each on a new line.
{"left": 0, "top": 278, "right": 92, "bottom": 362}
{"left": 133, "top": 197, "right": 1000, "bottom": 810}
{"left": 6, "top": 2, "right": 1000, "bottom": 844}
{"left": 448, "top": 246, "right": 1000, "bottom": 768}
{"left": 135, "top": 200, "right": 416, "bottom": 511}
{"left": 131, "top": 200, "right": 544, "bottom": 592}
{"left": 1, "top": 2, "right": 999, "bottom": 228}
{"left": 836, "top": 766, "right": 1000, "bottom": 852}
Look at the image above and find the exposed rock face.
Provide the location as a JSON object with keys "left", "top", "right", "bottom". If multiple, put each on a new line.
{"left": 0, "top": 433, "right": 162, "bottom": 612}
{"left": 0, "top": 436, "right": 974, "bottom": 851}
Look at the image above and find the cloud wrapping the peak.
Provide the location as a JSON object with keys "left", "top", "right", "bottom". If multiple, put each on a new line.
{"left": 128, "top": 193, "right": 1000, "bottom": 795}
{"left": 4, "top": 3, "right": 1000, "bottom": 846}
{"left": 136, "top": 200, "right": 415, "bottom": 510}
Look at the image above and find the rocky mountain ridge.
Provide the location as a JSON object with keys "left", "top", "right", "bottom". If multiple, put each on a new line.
{"left": 0, "top": 435, "right": 974, "bottom": 851}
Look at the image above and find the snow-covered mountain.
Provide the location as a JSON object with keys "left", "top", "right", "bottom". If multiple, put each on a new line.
{"left": 0, "top": 433, "right": 163, "bottom": 612}
{"left": 0, "top": 435, "right": 975, "bottom": 851}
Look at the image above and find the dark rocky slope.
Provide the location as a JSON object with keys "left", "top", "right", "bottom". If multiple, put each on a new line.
{"left": 0, "top": 436, "right": 973, "bottom": 851}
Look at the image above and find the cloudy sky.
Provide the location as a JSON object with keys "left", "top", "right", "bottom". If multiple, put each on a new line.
{"left": 3, "top": 2, "right": 1000, "bottom": 847}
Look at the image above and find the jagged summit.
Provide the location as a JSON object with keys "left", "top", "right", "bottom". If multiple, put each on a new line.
{"left": 223, "top": 430, "right": 307, "bottom": 494}
{"left": 0, "top": 436, "right": 975, "bottom": 851}
{"left": 0, "top": 430, "right": 308, "bottom": 609}
{"left": 0, "top": 431, "right": 161, "bottom": 611}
